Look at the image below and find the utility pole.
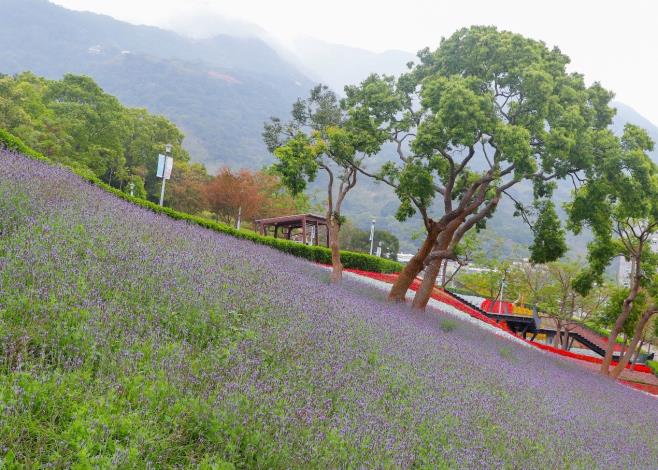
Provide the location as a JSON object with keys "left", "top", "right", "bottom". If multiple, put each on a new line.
{"left": 158, "top": 143, "right": 173, "bottom": 207}
{"left": 369, "top": 218, "right": 376, "bottom": 255}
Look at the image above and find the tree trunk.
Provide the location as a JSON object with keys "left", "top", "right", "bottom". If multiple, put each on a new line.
{"left": 562, "top": 330, "right": 570, "bottom": 350}
{"left": 328, "top": 218, "right": 343, "bottom": 283}
{"left": 441, "top": 260, "right": 448, "bottom": 288}
{"left": 601, "top": 281, "right": 640, "bottom": 375}
{"left": 411, "top": 257, "right": 442, "bottom": 310}
{"left": 610, "top": 309, "right": 655, "bottom": 378}
{"left": 410, "top": 218, "right": 463, "bottom": 310}
{"left": 630, "top": 338, "right": 645, "bottom": 371}
{"left": 387, "top": 222, "right": 442, "bottom": 302}
{"left": 553, "top": 321, "right": 562, "bottom": 348}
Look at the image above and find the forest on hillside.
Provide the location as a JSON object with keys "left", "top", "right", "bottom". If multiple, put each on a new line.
{"left": 0, "top": 72, "right": 400, "bottom": 257}
{"left": 0, "top": 73, "right": 305, "bottom": 220}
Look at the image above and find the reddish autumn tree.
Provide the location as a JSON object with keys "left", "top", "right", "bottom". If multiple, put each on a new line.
{"left": 253, "top": 170, "right": 309, "bottom": 220}
{"left": 167, "top": 162, "right": 210, "bottom": 214}
{"left": 204, "top": 167, "right": 264, "bottom": 227}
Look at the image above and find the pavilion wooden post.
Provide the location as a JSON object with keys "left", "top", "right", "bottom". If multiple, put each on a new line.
{"left": 314, "top": 221, "right": 319, "bottom": 245}
{"left": 274, "top": 224, "right": 279, "bottom": 239}
{"left": 301, "top": 216, "right": 307, "bottom": 245}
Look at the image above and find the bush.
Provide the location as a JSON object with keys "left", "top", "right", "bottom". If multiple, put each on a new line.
{"left": 648, "top": 360, "right": 658, "bottom": 377}
{"left": 0, "top": 129, "right": 402, "bottom": 274}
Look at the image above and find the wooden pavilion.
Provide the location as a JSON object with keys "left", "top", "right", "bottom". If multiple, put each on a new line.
{"left": 255, "top": 214, "right": 329, "bottom": 247}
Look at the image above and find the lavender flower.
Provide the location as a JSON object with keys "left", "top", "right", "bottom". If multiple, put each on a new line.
{"left": 0, "top": 149, "right": 656, "bottom": 468}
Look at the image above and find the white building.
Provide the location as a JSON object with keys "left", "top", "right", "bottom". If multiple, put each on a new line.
{"left": 616, "top": 234, "right": 658, "bottom": 286}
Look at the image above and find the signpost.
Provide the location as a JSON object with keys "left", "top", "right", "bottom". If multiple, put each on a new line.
{"left": 157, "top": 144, "right": 173, "bottom": 206}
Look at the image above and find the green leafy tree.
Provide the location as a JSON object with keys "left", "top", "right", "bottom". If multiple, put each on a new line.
{"left": 343, "top": 26, "right": 618, "bottom": 309}
{"left": 568, "top": 124, "right": 658, "bottom": 375}
{"left": 339, "top": 220, "right": 400, "bottom": 261}
{"left": 456, "top": 234, "right": 514, "bottom": 299}
{"left": 0, "top": 72, "right": 191, "bottom": 202}
{"left": 532, "top": 262, "right": 609, "bottom": 349}
{"left": 263, "top": 84, "right": 385, "bottom": 282}
{"left": 528, "top": 200, "right": 567, "bottom": 264}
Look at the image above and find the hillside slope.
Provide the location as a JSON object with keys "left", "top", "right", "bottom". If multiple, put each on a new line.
{"left": 1, "top": 149, "right": 656, "bottom": 467}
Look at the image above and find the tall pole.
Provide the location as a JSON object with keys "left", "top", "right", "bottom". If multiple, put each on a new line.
{"left": 159, "top": 176, "right": 167, "bottom": 206}
{"left": 369, "top": 218, "right": 376, "bottom": 255}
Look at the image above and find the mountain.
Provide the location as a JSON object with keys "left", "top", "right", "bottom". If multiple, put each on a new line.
{"left": 3, "top": 0, "right": 658, "bottom": 254}
{"left": 0, "top": 0, "right": 313, "bottom": 170}
{"left": 291, "top": 38, "right": 416, "bottom": 93}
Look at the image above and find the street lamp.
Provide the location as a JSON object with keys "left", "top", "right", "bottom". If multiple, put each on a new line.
{"left": 158, "top": 143, "right": 173, "bottom": 207}
{"left": 369, "top": 218, "right": 376, "bottom": 255}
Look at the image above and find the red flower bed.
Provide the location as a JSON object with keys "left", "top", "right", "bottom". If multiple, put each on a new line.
{"left": 620, "top": 380, "right": 658, "bottom": 396}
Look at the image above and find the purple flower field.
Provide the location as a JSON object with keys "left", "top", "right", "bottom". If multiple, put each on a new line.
{"left": 1, "top": 149, "right": 657, "bottom": 468}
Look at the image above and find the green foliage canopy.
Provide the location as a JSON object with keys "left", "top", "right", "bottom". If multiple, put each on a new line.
{"left": 568, "top": 124, "right": 658, "bottom": 293}
{"left": 344, "top": 26, "right": 619, "bottom": 264}
{"left": 0, "top": 72, "right": 190, "bottom": 201}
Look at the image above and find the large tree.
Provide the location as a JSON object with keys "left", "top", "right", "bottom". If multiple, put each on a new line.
{"left": 263, "top": 85, "right": 385, "bottom": 282}
{"left": 568, "top": 124, "right": 658, "bottom": 374}
{"left": 344, "top": 26, "right": 618, "bottom": 308}
{"left": 204, "top": 167, "right": 263, "bottom": 226}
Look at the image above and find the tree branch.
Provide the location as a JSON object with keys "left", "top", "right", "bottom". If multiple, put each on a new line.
{"left": 321, "top": 164, "right": 334, "bottom": 215}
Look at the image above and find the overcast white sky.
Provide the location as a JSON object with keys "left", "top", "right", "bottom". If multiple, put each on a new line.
{"left": 52, "top": 0, "right": 658, "bottom": 124}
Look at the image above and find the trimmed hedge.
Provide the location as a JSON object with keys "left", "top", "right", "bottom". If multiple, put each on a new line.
{"left": 0, "top": 129, "right": 403, "bottom": 274}
{"left": 648, "top": 360, "right": 658, "bottom": 377}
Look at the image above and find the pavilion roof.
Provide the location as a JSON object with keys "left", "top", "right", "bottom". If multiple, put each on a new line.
{"left": 255, "top": 213, "right": 327, "bottom": 226}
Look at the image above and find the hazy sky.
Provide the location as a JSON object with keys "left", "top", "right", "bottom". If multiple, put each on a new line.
{"left": 51, "top": 0, "right": 658, "bottom": 124}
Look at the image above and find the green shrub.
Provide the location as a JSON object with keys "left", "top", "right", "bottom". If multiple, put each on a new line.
{"left": 648, "top": 360, "right": 658, "bottom": 377}
{"left": 0, "top": 129, "right": 402, "bottom": 274}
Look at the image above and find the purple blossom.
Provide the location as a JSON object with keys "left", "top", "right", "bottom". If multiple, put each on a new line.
{"left": 0, "top": 149, "right": 656, "bottom": 468}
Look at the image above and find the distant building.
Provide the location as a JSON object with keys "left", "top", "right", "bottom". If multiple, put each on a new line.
{"left": 616, "top": 234, "right": 658, "bottom": 286}
{"left": 397, "top": 253, "right": 414, "bottom": 263}
{"left": 617, "top": 256, "right": 633, "bottom": 287}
